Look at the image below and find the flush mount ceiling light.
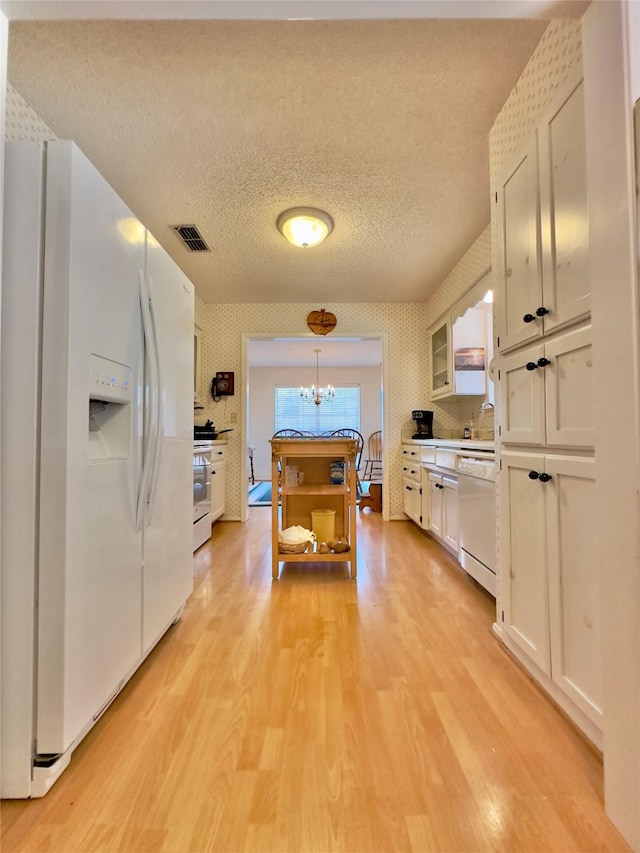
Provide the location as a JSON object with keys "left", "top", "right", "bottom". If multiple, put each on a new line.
{"left": 277, "top": 207, "right": 333, "bottom": 248}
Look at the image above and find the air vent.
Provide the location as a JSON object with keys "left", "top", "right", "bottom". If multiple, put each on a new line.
{"left": 172, "top": 224, "right": 210, "bottom": 252}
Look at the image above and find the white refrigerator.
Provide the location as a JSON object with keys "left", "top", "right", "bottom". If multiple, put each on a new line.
{"left": 1, "top": 141, "right": 194, "bottom": 797}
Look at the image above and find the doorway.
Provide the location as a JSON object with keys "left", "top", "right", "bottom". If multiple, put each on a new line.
{"left": 241, "top": 333, "right": 387, "bottom": 522}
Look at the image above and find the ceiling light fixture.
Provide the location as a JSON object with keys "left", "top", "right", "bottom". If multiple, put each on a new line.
{"left": 301, "top": 349, "right": 334, "bottom": 406}
{"left": 277, "top": 207, "right": 333, "bottom": 248}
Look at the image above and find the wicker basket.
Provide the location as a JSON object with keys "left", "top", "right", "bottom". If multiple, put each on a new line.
{"left": 278, "top": 541, "right": 309, "bottom": 554}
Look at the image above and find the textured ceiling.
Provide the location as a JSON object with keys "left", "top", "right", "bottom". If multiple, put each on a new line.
{"left": 7, "top": 17, "right": 548, "bottom": 304}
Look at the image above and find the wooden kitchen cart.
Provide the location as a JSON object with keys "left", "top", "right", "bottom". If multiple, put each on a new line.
{"left": 270, "top": 436, "right": 358, "bottom": 580}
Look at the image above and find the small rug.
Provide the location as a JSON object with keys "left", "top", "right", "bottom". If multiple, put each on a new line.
{"left": 249, "top": 481, "right": 272, "bottom": 506}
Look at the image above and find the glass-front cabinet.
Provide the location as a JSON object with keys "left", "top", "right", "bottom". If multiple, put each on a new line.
{"left": 430, "top": 320, "right": 451, "bottom": 398}
{"left": 429, "top": 273, "right": 494, "bottom": 402}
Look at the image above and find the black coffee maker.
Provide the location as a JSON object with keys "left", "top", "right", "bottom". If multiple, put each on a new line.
{"left": 412, "top": 409, "right": 434, "bottom": 439}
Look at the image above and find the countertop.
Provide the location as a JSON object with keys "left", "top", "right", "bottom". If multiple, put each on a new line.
{"left": 402, "top": 438, "right": 495, "bottom": 451}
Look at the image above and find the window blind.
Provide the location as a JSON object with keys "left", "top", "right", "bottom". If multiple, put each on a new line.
{"left": 274, "top": 386, "right": 361, "bottom": 434}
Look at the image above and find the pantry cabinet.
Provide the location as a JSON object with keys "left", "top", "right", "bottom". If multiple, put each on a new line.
{"left": 500, "top": 452, "right": 602, "bottom": 727}
{"left": 495, "top": 69, "right": 598, "bottom": 741}
{"left": 497, "top": 71, "right": 589, "bottom": 354}
{"left": 500, "top": 323, "right": 593, "bottom": 448}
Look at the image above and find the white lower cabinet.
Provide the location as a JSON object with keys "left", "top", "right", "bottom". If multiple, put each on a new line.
{"left": 428, "top": 472, "right": 458, "bottom": 555}
{"left": 210, "top": 458, "right": 226, "bottom": 522}
{"left": 403, "top": 478, "right": 422, "bottom": 525}
{"left": 501, "top": 451, "right": 602, "bottom": 727}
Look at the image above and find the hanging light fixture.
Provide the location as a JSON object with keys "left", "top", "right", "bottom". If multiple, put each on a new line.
{"left": 300, "top": 349, "right": 334, "bottom": 405}
{"left": 277, "top": 207, "right": 333, "bottom": 248}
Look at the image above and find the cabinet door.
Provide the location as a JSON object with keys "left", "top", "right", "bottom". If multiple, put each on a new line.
{"left": 545, "top": 455, "right": 602, "bottom": 726}
{"left": 442, "top": 477, "right": 458, "bottom": 553}
{"left": 496, "top": 136, "right": 543, "bottom": 353}
{"left": 210, "top": 461, "right": 226, "bottom": 520}
{"left": 429, "top": 474, "right": 444, "bottom": 539}
{"left": 544, "top": 325, "right": 594, "bottom": 449}
{"left": 501, "top": 452, "right": 550, "bottom": 673}
{"left": 420, "top": 467, "right": 431, "bottom": 531}
{"left": 430, "top": 320, "right": 452, "bottom": 399}
{"left": 539, "top": 78, "right": 590, "bottom": 333}
{"left": 403, "top": 480, "right": 421, "bottom": 525}
{"left": 500, "top": 344, "right": 546, "bottom": 446}
{"left": 452, "top": 307, "right": 487, "bottom": 395}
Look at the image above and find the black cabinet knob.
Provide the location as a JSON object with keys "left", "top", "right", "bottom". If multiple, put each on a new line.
{"left": 539, "top": 472, "right": 552, "bottom": 483}
{"left": 523, "top": 313, "right": 536, "bottom": 323}
{"left": 405, "top": 485, "right": 411, "bottom": 491}
{"left": 528, "top": 470, "right": 540, "bottom": 480}
{"left": 537, "top": 357, "right": 551, "bottom": 368}
{"left": 536, "top": 306, "right": 549, "bottom": 317}
{"left": 526, "top": 362, "right": 538, "bottom": 371}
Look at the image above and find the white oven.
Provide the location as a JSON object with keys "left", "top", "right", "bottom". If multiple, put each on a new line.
{"left": 193, "top": 443, "right": 213, "bottom": 550}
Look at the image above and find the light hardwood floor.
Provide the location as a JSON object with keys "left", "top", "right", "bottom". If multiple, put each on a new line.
{"left": 1, "top": 510, "right": 630, "bottom": 852}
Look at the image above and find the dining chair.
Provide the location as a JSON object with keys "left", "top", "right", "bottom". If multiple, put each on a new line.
{"left": 362, "top": 430, "right": 383, "bottom": 480}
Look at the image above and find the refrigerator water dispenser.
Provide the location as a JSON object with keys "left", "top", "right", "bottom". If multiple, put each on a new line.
{"left": 88, "top": 354, "right": 132, "bottom": 462}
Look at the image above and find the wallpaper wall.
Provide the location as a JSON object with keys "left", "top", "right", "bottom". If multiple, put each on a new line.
{"left": 195, "top": 302, "right": 428, "bottom": 519}
{"left": 5, "top": 82, "right": 56, "bottom": 141}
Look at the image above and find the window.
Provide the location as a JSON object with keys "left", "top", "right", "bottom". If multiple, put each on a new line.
{"left": 274, "top": 386, "right": 361, "bottom": 434}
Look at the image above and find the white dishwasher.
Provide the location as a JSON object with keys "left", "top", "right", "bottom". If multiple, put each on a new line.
{"left": 456, "top": 451, "right": 497, "bottom": 596}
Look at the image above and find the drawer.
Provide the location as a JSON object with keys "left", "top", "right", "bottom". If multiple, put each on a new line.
{"left": 401, "top": 444, "right": 420, "bottom": 461}
{"left": 401, "top": 461, "right": 421, "bottom": 482}
{"left": 421, "top": 447, "right": 436, "bottom": 464}
{"left": 435, "top": 448, "right": 457, "bottom": 470}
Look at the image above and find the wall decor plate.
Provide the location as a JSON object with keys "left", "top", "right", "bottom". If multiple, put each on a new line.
{"left": 307, "top": 308, "right": 337, "bottom": 335}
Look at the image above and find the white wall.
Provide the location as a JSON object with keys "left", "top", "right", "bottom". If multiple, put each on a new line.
{"left": 248, "top": 365, "right": 381, "bottom": 481}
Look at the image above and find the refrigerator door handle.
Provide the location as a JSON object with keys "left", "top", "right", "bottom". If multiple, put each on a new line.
{"left": 145, "top": 275, "right": 164, "bottom": 526}
{"left": 135, "top": 270, "right": 158, "bottom": 531}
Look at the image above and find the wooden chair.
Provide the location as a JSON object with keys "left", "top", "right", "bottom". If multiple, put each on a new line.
{"left": 362, "top": 430, "right": 383, "bottom": 480}
{"left": 330, "top": 428, "right": 364, "bottom": 494}
{"left": 272, "top": 429, "right": 304, "bottom": 437}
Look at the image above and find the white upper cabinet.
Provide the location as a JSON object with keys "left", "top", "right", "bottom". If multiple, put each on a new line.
{"left": 497, "top": 72, "right": 589, "bottom": 354}
{"left": 500, "top": 324, "right": 594, "bottom": 449}
{"left": 430, "top": 319, "right": 451, "bottom": 398}
{"left": 498, "top": 136, "right": 542, "bottom": 353}
{"left": 429, "top": 273, "right": 493, "bottom": 401}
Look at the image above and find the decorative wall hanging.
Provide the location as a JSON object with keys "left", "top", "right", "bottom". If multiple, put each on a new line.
{"left": 307, "top": 308, "right": 337, "bottom": 336}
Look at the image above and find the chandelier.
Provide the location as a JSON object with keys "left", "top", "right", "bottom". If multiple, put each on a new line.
{"left": 301, "top": 349, "right": 334, "bottom": 406}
